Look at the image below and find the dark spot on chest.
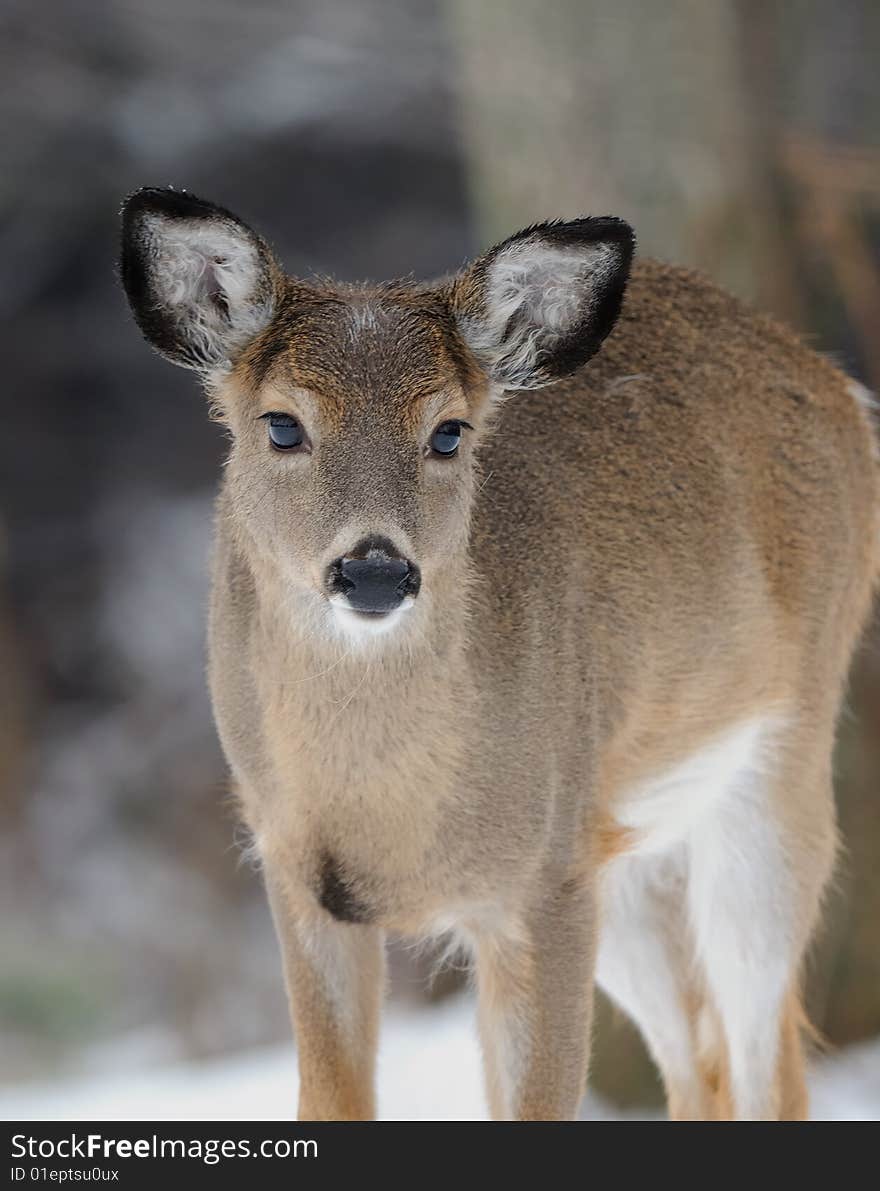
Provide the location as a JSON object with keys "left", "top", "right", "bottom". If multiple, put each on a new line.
{"left": 316, "top": 852, "right": 373, "bottom": 924}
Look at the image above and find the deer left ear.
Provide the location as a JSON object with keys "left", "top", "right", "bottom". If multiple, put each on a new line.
{"left": 448, "top": 217, "right": 635, "bottom": 390}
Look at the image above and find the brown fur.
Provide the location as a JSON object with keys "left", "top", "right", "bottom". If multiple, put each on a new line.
{"left": 123, "top": 198, "right": 879, "bottom": 1122}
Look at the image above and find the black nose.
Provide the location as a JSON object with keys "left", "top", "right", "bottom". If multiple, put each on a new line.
{"left": 326, "top": 536, "right": 421, "bottom": 615}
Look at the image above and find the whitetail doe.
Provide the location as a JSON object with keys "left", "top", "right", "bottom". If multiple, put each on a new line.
{"left": 121, "top": 188, "right": 878, "bottom": 1121}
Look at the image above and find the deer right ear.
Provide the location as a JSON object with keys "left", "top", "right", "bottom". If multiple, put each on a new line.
{"left": 120, "top": 188, "right": 282, "bottom": 377}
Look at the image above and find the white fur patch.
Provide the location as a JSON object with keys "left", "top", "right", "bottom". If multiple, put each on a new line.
{"left": 461, "top": 240, "right": 618, "bottom": 389}
{"left": 687, "top": 772, "right": 797, "bottom": 1119}
{"left": 597, "top": 845, "right": 702, "bottom": 1112}
{"left": 847, "top": 378, "right": 877, "bottom": 417}
{"left": 298, "top": 919, "right": 365, "bottom": 1042}
{"left": 328, "top": 596, "right": 415, "bottom": 641}
{"left": 143, "top": 214, "right": 274, "bottom": 374}
{"left": 599, "top": 711, "right": 804, "bottom": 1119}
{"left": 596, "top": 715, "right": 782, "bottom": 1109}
{"left": 612, "top": 714, "right": 782, "bottom": 856}
{"left": 848, "top": 379, "right": 879, "bottom": 463}
{"left": 348, "top": 303, "right": 381, "bottom": 337}
{"left": 480, "top": 998, "right": 532, "bottom": 1119}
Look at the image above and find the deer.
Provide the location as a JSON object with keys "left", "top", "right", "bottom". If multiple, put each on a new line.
{"left": 120, "top": 186, "right": 878, "bottom": 1121}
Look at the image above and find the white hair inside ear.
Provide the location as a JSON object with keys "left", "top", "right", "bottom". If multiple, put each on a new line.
{"left": 143, "top": 214, "right": 275, "bottom": 376}
{"left": 461, "top": 239, "right": 620, "bottom": 389}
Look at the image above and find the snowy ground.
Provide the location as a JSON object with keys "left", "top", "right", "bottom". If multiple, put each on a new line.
{"left": 2, "top": 994, "right": 879, "bottom": 1121}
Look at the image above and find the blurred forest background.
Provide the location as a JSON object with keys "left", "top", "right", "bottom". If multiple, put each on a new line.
{"left": 1, "top": 0, "right": 878, "bottom": 1109}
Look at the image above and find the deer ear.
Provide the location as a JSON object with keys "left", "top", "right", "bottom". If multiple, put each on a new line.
{"left": 449, "top": 217, "right": 634, "bottom": 390}
{"left": 120, "top": 188, "right": 282, "bottom": 377}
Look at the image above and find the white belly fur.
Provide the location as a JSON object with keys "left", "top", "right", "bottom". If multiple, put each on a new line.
{"left": 609, "top": 712, "right": 785, "bottom": 857}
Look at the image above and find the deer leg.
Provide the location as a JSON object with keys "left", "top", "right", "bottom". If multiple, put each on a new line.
{"left": 265, "top": 868, "right": 384, "bottom": 1121}
{"left": 596, "top": 846, "right": 717, "bottom": 1120}
{"left": 687, "top": 757, "right": 833, "bottom": 1121}
{"left": 475, "top": 875, "right": 596, "bottom": 1121}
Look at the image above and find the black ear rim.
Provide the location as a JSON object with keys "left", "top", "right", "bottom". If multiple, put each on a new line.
{"left": 119, "top": 186, "right": 271, "bottom": 370}
{"left": 474, "top": 215, "right": 636, "bottom": 386}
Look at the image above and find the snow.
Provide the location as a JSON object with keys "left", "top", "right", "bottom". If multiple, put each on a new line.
{"left": 2, "top": 994, "right": 878, "bottom": 1121}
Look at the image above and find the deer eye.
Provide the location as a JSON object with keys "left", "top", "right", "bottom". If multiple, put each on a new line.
{"left": 430, "top": 420, "right": 470, "bottom": 457}
{"left": 263, "top": 413, "right": 304, "bottom": 451}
